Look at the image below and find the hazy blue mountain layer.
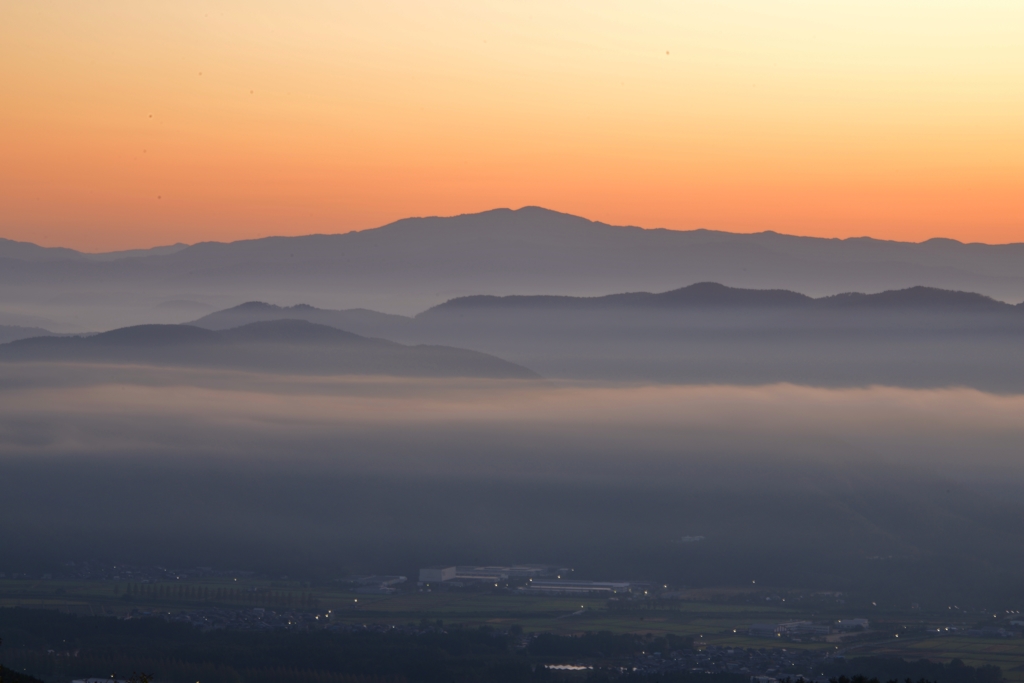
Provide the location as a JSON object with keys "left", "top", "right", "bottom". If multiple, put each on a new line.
{"left": 192, "top": 301, "right": 415, "bottom": 337}
{"left": 5, "top": 207, "right": 1024, "bottom": 331}
{"left": 188, "top": 283, "right": 1024, "bottom": 391}
{"left": 0, "top": 324, "right": 54, "bottom": 345}
{"left": 0, "top": 319, "right": 537, "bottom": 379}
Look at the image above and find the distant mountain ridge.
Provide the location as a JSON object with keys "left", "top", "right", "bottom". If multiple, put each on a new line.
{"left": 0, "top": 319, "right": 537, "bottom": 379}
{"left": 425, "top": 282, "right": 1018, "bottom": 313}
{"left": 183, "top": 283, "right": 1024, "bottom": 391}
{"left": 428, "top": 283, "right": 813, "bottom": 311}
{"left": 0, "top": 237, "right": 188, "bottom": 263}
{"left": 192, "top": 302, "right": 414, "bottom": 337}
{"left": 0, "top": 324, "right": 55, "bottom": 345}
{"left": 187, "top": 283, "right": 1024, "bottom": 358}
{"left": 191, "top": 284, "right": 1022, "bottom": 330}
{"left": 5, "top": 206, "right": 1024, "bottom": 331}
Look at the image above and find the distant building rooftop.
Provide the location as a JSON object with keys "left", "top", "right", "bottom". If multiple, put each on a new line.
{"left": 419, "top": 565, "right": 561, "bottom": 584}
{"left": 525, "top": 579, "right": 636, "bottom": 594}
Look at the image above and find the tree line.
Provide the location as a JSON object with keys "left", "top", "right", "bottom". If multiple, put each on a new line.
{"left": 122, "top": 583, "right": 320, "bottom": 608}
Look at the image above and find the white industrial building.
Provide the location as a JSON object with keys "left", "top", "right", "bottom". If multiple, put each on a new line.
{"left": 419, "top": 566, "right": 457, "bottom": 583}
{"left": 524, "top": 579, "right": 635, "bottom": 595}
{"left": 418, "top": 564, "right": 560, "bottom": 584}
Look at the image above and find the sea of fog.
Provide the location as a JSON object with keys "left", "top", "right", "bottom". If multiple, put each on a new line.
{"left": 2, "top": 364, "right": 1023, "bottom": 606}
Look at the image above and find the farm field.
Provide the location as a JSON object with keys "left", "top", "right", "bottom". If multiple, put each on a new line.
{"left": 1, "top": 578, "right": 1021, "bottom": 679}
{"left": 0, "top": 578, "right": 846, "bottom": 634}
{"left": 860, "top": 637, "right": 1024, "bottom": 683}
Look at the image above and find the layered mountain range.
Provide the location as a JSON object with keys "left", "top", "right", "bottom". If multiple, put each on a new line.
{"left": 180, "top": 282, "right": 1024, "bottom": 390}
{"left": 5, "top": 281, "right": 1021, "bottom": 387}
{"left": 4, "top": 207, "right": 1024, "bottom": 331}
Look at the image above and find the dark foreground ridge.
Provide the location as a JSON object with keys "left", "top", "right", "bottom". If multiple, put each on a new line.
{"left": 0, "top": 666, "right": 45, "bottom": 683}
{"left": 0, "top": 608, "right": 1004, "bottom": 683}
{"left": 0, "top": 319, "right": 538, "bottom": 379}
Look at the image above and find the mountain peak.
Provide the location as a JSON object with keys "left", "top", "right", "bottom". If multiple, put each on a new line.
{"left": 233, "top": 301, "right": 282, "bottom": 311}
{"left": 820, "top": 286, "right": 1010, "bottom": 310}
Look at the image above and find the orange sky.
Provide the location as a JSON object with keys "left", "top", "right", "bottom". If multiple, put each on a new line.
{"left": 1, "top": 1, "right": 1022, "bottom": 251}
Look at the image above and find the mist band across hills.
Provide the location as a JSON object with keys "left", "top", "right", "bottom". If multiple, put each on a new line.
{"left": 180, "top": 283, "right": 1024, "bottom": 392}
{"left": 4, "top": 207, "right": 1024, "bottom": 331}
{"left": 5, "top": 281, "right": 1021, "bottom": 389}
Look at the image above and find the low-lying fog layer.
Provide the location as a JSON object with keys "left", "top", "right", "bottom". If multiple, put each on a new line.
{"left": 2, "top": 364, "right": 1023, "bottom": 606}
{"left": 2, "top": 364, "right": 1022, "bottom": 477}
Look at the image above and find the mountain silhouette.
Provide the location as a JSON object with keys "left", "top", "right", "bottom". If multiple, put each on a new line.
{"left": 426, "top": 283, "right": 813, "bottom": 311}
{"left": 192, "top": 301, "right": 414, "bottom": 338}
{"left": 423, "top": 282, "right": 1017, "bottom": 314}
{"left": 195, "top": 284, "right": 1019, "bottom": 332}
{"left": 0, "top": 319, "right": 537, "bottom": 379}
{"left": 0, "top": 237, "right": 187, "bottom": 262}
{"left": 6, "top": 206, "right": 1024, "bottom": 331}
{"left": 0, "top": 324, "right": 54, "bottom": 345}
{"left": 180, "top": 283, "right": 1024, "bottom": 391}
{"left": 817, "top": 286, "right": 1014, "bottom": 310}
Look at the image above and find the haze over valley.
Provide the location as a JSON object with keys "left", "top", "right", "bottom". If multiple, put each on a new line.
{"left": 5, "top": 3, "right": 1024, "bottom": 681}
{"left": 3, "top": 214, "right": 1024, "bottom": 610}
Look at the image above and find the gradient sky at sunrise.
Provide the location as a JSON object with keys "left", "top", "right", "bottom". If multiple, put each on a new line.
{"left": 2, "top": 1, "right": 1022, "bottom": 251}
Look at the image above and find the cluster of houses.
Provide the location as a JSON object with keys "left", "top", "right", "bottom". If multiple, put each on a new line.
{"left": 749, "top": 619, "right": 869, "bottom": 639}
